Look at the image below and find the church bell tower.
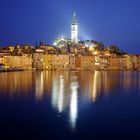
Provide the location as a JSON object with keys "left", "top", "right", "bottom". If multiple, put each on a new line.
{"left": 71, "top": 12, "right": 78, "bottom": 44}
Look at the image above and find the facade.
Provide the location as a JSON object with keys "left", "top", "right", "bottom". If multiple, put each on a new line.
{"left": 43, "top": 54, "right": 52, "bottom": 70}
{"left": 108, "top": 57, "right": 123, "bottom": 70}
{"left": 123, "top": 55, "right": 133, "bottom": 70}
{"left": 57, "top": 55, "right": 69, "bottom": 70}
{"left": 81, "top": 56, "right": 94, "bottom": 70}
{"left": 33, "top": 53, "right": 44, "bottom": 70}
{"left": 21, "top": 54, "right": 32, "bottom": 69}
{"left": 69, "top": 55, "right": 76, "bottom": 69}
{"left": 75, "top": 56, "right": 81, "bottom": 69}
{"left": 3, "top": 55, "right": 32, "bottom": 70}
{"left": 98, "top": 56, "right": 108, "bottom": 70}
{"left": 123, "top": 55, "right": 140, "bottom": 70}
{"left": 0, "top": 57, "right": 4, "bottom": 65}
{"left": 0, "top": 52, "right": 140, "bottom": 71}
{"left": 51, "top": 55, "right": 58, "bottom": 70}
{"left": 132, "top": 55, "right": 139, "bottom": 69}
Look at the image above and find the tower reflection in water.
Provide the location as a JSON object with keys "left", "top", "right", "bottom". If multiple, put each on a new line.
{"left": 51, "top": 72, "right": 79, "bottom": 129}
{"left": 70, "top": 77, "right": 78, "bottom": 129}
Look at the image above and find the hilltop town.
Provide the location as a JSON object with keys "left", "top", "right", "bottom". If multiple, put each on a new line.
{"left": 0, "top": 12, "right": 140, "bottom": 71}
{"left": 0, "top": 40, "right": 139, "bottom": 71}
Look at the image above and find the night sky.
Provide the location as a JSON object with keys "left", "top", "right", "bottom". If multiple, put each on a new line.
{"left": 0, "top": 0, "right": 140, "bottom": 54}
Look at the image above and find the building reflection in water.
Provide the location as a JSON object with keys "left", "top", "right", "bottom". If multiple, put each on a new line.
{"left": 0, "top": 71, "right": 140, "bottom": 131}
{"left": 35, "top": 71, "right": 44, "bottom": 101}
{"left": 52, "top": 75, "right": 59, "bottom": 110}
{"left": 58, "top": 75, "right": 64, "bottom": 112}
{"left": 0, "top": 72, "right": 32, "bottom": 98}
{"left": 92, "top": 71, "right": 100, "bottom": 102}
{"left": 69, "top": 77, "right": 78, "bottom": 130}
{"left": 51, "top": 74, "right": 65, "bottom": 113}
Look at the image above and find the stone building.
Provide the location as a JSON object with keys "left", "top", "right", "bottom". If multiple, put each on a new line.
{"left": 3, "top": 55, "right": 32, "bottom": 70}
{"left": 43, "top": 54, "right": 52, "bottom": 70}
{"left": 75, "top": 56, "right": 81, "bottom": 69}
{"left": 57, "top": 55, "right": 69, "bottom": 70}
{"left": 0, "top": 57, "right": 4, "bottom": 65}
{"left": 123, "top": 55, "right": 133, "bottom": 70}
{"left": 108, "top": 57, "right": 122, "bottom": 70}
{"left": 69, "top": 55, "right": 76, "bottom": 70}
{"left": 33, "top": 53, "right": 44, "bottom": 70}
{"left": 51, "top": 55, "right": 58, "bottom": 70}
{"left": 81, "top": 56, "right": 94, "bottom": 70}
{"left": 98, "top": 56, "right": 108, "bottom": 70}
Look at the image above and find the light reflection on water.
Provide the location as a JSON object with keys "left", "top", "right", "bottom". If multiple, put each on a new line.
{"left": 0, "top": 71, "right": 140, "bottom": 130}
{"left": 35, "top": 71, "right": 44, "bottom": 101}
{"left": 70, "top": 78, "right": 78, "bottom": 129}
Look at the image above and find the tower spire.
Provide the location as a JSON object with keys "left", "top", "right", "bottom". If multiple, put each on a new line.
{"left": 71, "top": 12, "right": 78, "bottom": 44}
{"left": 72, "top": 12, "right": 77, "bottom": 25}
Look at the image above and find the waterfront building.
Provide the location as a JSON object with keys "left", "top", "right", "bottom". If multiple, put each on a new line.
{"left": 132, "top": 55, "right": 139, "bottom": 69}
{"left": 3, "top": 55, "right": 32, "bottom": 70}
{"left": 98, "top": 56, "right": 108, "bottom": 70}
{"left": 57, "top": 55, "right": 69, "bottom": 70}
{"left": 43, "top": 54, "right": 52, "bottom": 70}
{"left": 22, "top": 54, "right": 32, "bottom": 69}
{"left": 119, "top": 57, "right": 125, "bottom": 70}
{"left": 81, "top": 56, "right": 94, "bottom": 70}
{"left": 51, "top": 55, "right": 58, "bottom": 70}
{"left": 0, "top": 50, "right": 10, "bottom": 57}
{"left": 108, "top": 57, "right": 122, "bottom": 70}
{"left": 123, "top": 55, "right": 133, "bottom": 70}
{"left": 69, "top": 55, "right": 76, "bottom": 70}
{"left": 33, "top": 53, "right": 44, "bottom": 70}
{"left": 0, "top": 57, "right": 4, "bottom": 65}
{"left": 75, "top": 56, "right": 81, "bottom": 69}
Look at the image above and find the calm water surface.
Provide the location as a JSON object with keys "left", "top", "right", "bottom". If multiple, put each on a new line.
{"left": 0, "top": 71, "right": 140, "bottom": 139}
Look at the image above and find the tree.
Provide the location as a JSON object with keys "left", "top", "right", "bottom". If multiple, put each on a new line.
{"left": 107, "top": 45, "right": 122, "bottom": 54}
{"left": 94, "top": 42, "right": 104, "bottom": 51}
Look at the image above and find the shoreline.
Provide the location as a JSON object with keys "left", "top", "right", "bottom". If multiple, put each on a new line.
{"left": 0, "top": 69, "right": 140, "bottom": 73}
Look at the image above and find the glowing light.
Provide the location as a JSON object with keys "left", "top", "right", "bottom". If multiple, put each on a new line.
{"left": 35, "top": 49, "right": 44, "bottom": 53}
{"left": 53, "top": 42, "right": 57, "bottom": 46}
{"left": 93, "top": 71, "right": 98, "bottom": 102}
{"left": 52, "top": 80, "right": 58, "bottom": 108}
{"left": 69, "top": 80, "right": 79, "bottom": 130}
{"left": 89, "top": 47, "right": 94, "bottom": 51}
{"left": 92, "top": 71, "right": 101, "bottom": 102}
{"left": 93, "top": 51, "right": 98, "bottom": 55}
{"left": 95, "top": 62, "right": 99, "bottom": 66}
{"left": 35, "top": 72, "right": 44, "bottom": 101}
{"left": 51, "top": 74, "right": 64, "bottom": 113}
{"left": 58, "top": 75, "right": 64, "bottom": 112}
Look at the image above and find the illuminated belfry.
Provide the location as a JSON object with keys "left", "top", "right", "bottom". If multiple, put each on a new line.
{"left": 71, "top": 12, "right": 78, "bottom": 44}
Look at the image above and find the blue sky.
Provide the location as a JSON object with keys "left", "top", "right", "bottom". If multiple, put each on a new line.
{"left": 0, "top": 0, "right": 140, "bottom": 53}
